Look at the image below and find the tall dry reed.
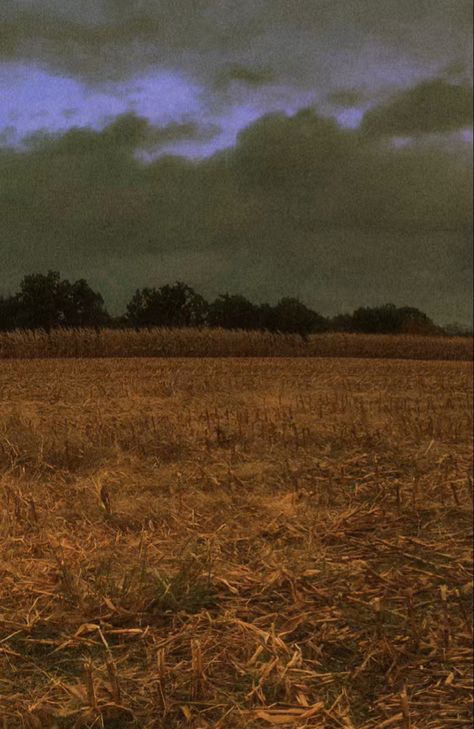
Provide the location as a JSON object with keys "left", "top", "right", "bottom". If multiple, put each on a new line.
{"left": 0, "top": 326, "right": 472, "bottom": 360}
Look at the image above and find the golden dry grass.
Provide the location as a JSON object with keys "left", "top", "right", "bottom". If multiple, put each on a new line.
{"left": 0, "top": 356, "right": 472, "bottom": 728}
{"left": 0, "top": 327, "right": 472, "bottom": 361}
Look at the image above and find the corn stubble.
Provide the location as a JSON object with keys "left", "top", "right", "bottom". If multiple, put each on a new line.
{"left": 0, "top": 356, "right": 472, "bottom": 728}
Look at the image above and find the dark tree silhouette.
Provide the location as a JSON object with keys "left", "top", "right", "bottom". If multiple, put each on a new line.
{"left": 62, "top": 278, "right": 110, "bottom": 329}
{"left": 330, "top": 313, "right": 354, "bottom": 332}
{"left": 266, "top": 297, "right": 327, "bottom": 338}
{"left": 0, "top": 295, "right": 21, "bottom": 331}
{"left": 15, "top": 271, "right": 109, "bottom": 332}
{"left": 207, "top": 294, "right": 262, "bottom": 330}
{"left": 1, "top": 271, "right": 445, "bottom": 337}
{"left": 126, "top": 281, "right": 208, "bottom": 328}
{"left": 350, "top": 303, "right": 436, "bottom": 334}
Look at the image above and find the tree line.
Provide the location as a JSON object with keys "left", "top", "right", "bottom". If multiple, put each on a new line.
{"left": 0, "top": 270, "right": 452, "bottom": 337}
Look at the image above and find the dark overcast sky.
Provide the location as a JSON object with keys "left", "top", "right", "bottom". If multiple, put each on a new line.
{"left": 0, "top": 0, "right": 473, "bottom": 324}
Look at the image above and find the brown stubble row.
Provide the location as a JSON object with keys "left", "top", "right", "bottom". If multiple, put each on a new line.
{"left": 0, "top": 327, "right": 472, "bottom": 361}
{"left": 0, "top": 357, "right": 472, "bottom": 728}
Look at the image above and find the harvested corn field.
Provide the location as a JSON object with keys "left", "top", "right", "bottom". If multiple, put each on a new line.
{"left": 0, "top": 357, "right": 472, "bottom": 728}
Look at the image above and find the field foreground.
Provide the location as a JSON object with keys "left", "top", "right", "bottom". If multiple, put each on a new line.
{"left": 0, "top": 357, "right": 472, "bottom": 728}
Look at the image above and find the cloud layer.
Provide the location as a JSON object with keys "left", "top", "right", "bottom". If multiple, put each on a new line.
{"left": 362, "top": 80, "right": 473, "bottom": 136}
{"left": 1, "top": 96, "right": 472, "bottom": 324}
{"left": 2, "top": 0, "right": 472, "bottom": 93}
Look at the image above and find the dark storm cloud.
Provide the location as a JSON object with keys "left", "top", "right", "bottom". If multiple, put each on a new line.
{"left": 327, "top": 90, "right": 365, "bottom": 108}
{"left": 443, "top": 60, "right": 472, "bottom": 81}
{"left": 23, "top": 113, "right": 215, "bottom": 154}
{"left": 214, "top": 66, "right": 275, "bottom": 89}
{"left": 100, "top": 115, "right": 217, "bottom": 148}
{"left": 1, "top": 0, "right": 472, "bottom": 90}
{"left": 362, "top": 80, "right": 474, "bottom": 136}
{"left": 1, "top": 105, "right": 472, "bottom": 323}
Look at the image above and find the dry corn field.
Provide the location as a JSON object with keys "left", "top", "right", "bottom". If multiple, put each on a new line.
{"left": 0, "top": 356, "right": 472, "bottom": 728}
{"left": 0, "top": 328, "right": 472, "bottom": 361}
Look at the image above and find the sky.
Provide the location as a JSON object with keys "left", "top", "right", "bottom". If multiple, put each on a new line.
{"left": 0, "top": 0, "right": 473, "bottom": 325}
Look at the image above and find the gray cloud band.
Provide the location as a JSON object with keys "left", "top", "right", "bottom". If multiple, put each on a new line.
{"left": 0, "top": 99, "right": 472, "bottom": 324}
{"left": 1, "top": 0, "right": 472, "bottom": 90}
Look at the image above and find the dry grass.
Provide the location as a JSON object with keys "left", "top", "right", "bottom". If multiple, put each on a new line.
{"left": 0, "top": 356, "right": 472, "bottom": 728}
{"left": 0, "top": 327, "right": 472, "bottom": 361}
